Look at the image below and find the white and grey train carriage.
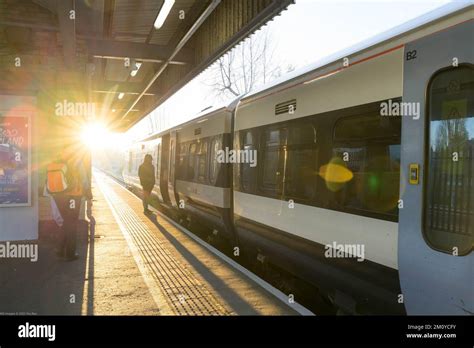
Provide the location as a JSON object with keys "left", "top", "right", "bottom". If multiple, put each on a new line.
{"left": 123, "top": 2, "right": 473, "bottom": 315}
{"left": 124, "top": 104, "right": 237, "bottom": 241}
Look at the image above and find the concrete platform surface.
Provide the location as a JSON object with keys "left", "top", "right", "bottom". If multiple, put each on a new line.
{"left": 0, "top": 171, "right": 298, "bottom": 316}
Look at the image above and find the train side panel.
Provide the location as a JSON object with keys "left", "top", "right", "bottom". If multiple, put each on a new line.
{"left": 174, "top": 110, "right": 235, "bottom": 241}
{"left": 232, "top": 39, "right": 405, "bottom": 314}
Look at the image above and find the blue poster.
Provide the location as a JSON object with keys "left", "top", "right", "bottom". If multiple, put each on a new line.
{"left": 0, "top": 116, "right": 30, "bottom": 207}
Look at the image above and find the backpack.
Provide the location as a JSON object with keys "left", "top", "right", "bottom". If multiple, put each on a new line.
{"left": 46, "top": 162, "right": 69, "bottom": 194}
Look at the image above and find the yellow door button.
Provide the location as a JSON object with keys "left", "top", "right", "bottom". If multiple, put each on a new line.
{"left": 409, "top": 164, "right": 420, "bottom": 185}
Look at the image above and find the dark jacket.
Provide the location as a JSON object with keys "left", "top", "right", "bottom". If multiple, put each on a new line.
{"left": 138, "top": 162, "right": 155, "bottom": 191}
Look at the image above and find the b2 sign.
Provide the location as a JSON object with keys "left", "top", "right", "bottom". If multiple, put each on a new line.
{"left": 0, "top": 115, "right": 31, "bottom": 207}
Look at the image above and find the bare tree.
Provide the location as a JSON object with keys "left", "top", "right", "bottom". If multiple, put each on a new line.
{"left": 207, "top": 28, "right": 289, "bottom": 101}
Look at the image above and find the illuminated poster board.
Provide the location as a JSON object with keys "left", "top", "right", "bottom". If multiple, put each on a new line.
{"left": 0, "top": 115, "right": 31, "bottom": 207}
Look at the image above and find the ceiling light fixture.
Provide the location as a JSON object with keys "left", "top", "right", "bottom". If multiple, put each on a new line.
{"left": 118, "top": 92, "right": 125, "bottom": 100}
{"left": 154, "top": 0, "right": 175, "bottom": 29}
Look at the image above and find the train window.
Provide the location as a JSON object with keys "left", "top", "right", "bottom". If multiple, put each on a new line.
{"left": 259, "top": 127, "right": 287, "bottom": 196}
{"left": 187, "top": 142, "right": 197, "bottom": 181}
{"left": 169, "top": 140, "right": 175, "bottom": 181}
{"left": 241, "top": 130, "right": 258, "bottom": 192}
{"left": 334, "top": 113, "right": 400, "bottom": 142}
{"left": 198, "top": 140, "right": 208, "bottom": 183}
{"left": 331, "top": 111, "right": 401, "bottom": 221}
{"left": 244, "top": 131, "right": 253, "bottom": 146}
{"left": 267, "top": 129, "right": 281, "bottom": 145}
{"left": 424, "top": 65, "right": 473, "bottom": 255}
{"left": 210, "top": 136, "right": 222, "bottom": 185}
{"left": 285, "top": 123, "right": 318, "bottom": 201}
{"left": 177, "top": 143, "right": 187, "bottom": 180}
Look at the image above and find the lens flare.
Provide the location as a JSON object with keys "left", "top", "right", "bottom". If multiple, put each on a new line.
{"left": 80, "top": 122, "right": 123, "bottom": 150}
{"left": 319, "top": 157, "right": 353, "bottom": 192}
{"left": 363, "top": 154, "right": 401, "bottom": 212}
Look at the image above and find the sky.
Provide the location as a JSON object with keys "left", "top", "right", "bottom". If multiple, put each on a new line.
{"left": 125, "top": 0, "right": 462, "bottom": 142}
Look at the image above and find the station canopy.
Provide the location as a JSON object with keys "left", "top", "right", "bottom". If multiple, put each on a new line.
{"left": 0, "top": 0, "right": 293, "bottom": 131}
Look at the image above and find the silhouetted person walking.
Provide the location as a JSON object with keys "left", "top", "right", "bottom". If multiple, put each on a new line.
{"left": 138, "top": 154, "right": 155, "bottom": 214}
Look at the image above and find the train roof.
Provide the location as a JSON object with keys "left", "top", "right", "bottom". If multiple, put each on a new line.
{"left": 138, "top": 98, "right": 241, "bottom": 143}
{"left": 242, "top": 1, "right": 473, "bottom": 102}
{"left": 134, "top": 1, "right": 472, "bottom": 145}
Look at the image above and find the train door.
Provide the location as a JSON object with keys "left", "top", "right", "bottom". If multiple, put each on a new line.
{"left": 160, "top": 134, "right": 171, "bottom": 204}
{"left": 168, "top": 130, "right": 178, "bottom": 207}
{"left": 399, "top": 19, "right": 473, "bottom": 314}
{"left": 155, "top": 139, "right": 163, "bottom": 202}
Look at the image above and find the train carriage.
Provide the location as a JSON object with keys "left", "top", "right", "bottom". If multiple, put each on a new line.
{"left": 122, "top": 2, "right": 473, "bottom": 315}
{"left": 173, "top": 106, "right": 236, "bottom": 242}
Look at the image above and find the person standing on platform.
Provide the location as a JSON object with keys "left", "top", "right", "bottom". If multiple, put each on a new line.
{"left": 46, "top": 150, "right": 92, "bottom": 261}
{"left": 138, "top": 154, "right": 155, "bottom": 215}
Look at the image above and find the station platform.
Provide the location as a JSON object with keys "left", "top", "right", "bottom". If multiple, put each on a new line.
{"left": 0, "top": 171, "right": 302, "bottom": 316}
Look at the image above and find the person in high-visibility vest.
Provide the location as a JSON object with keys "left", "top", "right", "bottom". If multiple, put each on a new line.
{"left": 46, "top": 150, "right": 92, "bottom": 261}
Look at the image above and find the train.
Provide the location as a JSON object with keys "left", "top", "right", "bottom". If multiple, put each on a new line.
{"left": 122, "top": 2, "right": 473, "bottom": 315}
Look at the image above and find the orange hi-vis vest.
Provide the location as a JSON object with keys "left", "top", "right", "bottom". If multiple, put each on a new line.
{"left": 46, "top": 161, "right": 84, "bottom": 196}
{"left": 46, "top": 162, "right": 69, "bottom": 194}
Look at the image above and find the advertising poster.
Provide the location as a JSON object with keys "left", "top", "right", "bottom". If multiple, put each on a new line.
{"left": 0, "top": 115, "right": 31, "bottom": 207}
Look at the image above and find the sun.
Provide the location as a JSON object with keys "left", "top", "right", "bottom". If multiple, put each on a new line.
{"left": 80, "top": 122, "right": 121, "bottom": 149}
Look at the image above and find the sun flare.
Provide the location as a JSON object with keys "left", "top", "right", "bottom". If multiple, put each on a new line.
{"left": 80, "top": 122, "right": 123, "bottom": 150}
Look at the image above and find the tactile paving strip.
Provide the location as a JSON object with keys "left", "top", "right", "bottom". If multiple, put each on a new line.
{"left": 98, "top": 178, "right": 229, "bottom": 315}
